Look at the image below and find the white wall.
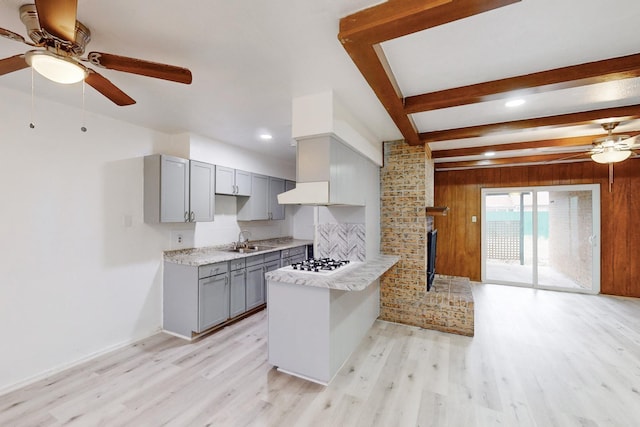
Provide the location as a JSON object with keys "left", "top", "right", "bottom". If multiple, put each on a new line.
{"left": 0, "top": 86, "right": 170, "bottom": 393}
{"left": 0, "top": 87, "right": 299, "bottom": 393}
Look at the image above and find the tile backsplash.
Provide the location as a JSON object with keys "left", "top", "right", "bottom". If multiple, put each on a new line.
{"left": 316, "top": 223, "right": 366, "bottom": 261}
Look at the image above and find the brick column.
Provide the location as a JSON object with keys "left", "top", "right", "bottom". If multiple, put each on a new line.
{"left": 379, "top": 140, "right": 429, "bottom": 322}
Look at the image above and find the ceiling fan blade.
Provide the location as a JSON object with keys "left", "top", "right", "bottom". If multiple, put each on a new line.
{"left": 624, "top": 134, "right": 640, "bottom": 148}
{"left": 0, "top": 54, "right": 28, "bottom": 76}
{"left": 86, "top": 52, "right": 192, "bottom": 84}
{"left": 85, "top": 69, "right": 136, "bottom": 106}
{"left": 545, "top": 152, "right": 590, "bottom": 164}
{"left": 34, "top": 0, "right": 77, "bottom": 42}
{"left": 0, "top": 27, "right": 31, "bottom": 45}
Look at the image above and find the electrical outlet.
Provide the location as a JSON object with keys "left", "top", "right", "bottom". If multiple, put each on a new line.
{"left": 171, "top": 231, "right": 185, "bottom": 247}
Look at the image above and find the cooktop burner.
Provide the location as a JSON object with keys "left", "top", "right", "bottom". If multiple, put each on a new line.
{"left": 291, "top": 258, "right": 351, "bottom": 272}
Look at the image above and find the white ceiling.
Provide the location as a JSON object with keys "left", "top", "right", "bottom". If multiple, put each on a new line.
{"left": 380, "top": 0, "right": 640, "bottom": 161}
{"left": 1, "top": 0, "right": 640, "bottom": 164}
{"left": 0, "top": 0, "right": 398, "bottom": 161}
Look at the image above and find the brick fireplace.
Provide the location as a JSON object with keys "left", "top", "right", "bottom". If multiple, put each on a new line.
{"left": 380, "top": 140, "right": 474, "bottom": 336}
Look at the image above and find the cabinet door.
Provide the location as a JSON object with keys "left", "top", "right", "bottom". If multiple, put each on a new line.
{"left": 268, "top": 177, "right": 285, "bottom": 220}
{"left": 230, "top": 268, "right": 246, "bottom": 318}
{"left": 235, "top": 169, "right": 252, "bottom": 196}
{"left": 237, "top": 173, "right": 269, "bottom": 221}
{"left": 263, "top": 260, "right": 280, "bottom": 303}
{"left": 198, "top": 274, "right": 230, "bottom": 332}
{"left": 160, "top": 155, "right": 190, "bottom": 223}
{"left": 285, "top": 180, "right": 296, "bottom": 192}
{"left": 215, "top": 165, "right": 235, "bottom": 195}
{"left": 246, "top": 264, "right": 265, "bottom": 310}
{"left": 190, "top": 160, "right": 215, "bottom": 222}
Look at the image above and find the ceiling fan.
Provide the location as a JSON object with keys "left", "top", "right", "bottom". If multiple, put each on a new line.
{"left": 0, "top": 0, "right": 192, "bottom": 106}
{"left": 588, "top": 122, "right": 639, "bottom": 164}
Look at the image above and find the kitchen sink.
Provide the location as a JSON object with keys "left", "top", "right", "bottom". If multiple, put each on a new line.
{"left": 225, "top": 245, "right": 275, "bottom": 253}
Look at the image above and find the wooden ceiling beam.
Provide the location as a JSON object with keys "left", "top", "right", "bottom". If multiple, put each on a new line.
{"left": 404, "top": 53, "right": 640, "bottom": 113}
{"left": 431, "top": 131, "right": 640, "bottom": 158}
{"left": 338, "top": 0, "right": 522, "bottom": 147}
{"left": 435, "top": 152, "right": 592, "bottom": 169}
{"left": 339, "top": 0, "right": 520, "bottom": 45}
{"left": 419, "top": 104, "right": 640, "bottom": 143}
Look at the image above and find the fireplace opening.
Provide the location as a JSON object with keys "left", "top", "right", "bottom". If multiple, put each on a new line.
{"left": 426, "top": 229, "right": 437, "bottom": 291}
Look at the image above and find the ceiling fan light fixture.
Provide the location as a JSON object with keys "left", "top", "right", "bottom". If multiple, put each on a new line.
{"left": 591, "top": 149, "right": 631, "bottom": 164}
{"left": 25, "top": 51, "right": 86, "bottom": 84}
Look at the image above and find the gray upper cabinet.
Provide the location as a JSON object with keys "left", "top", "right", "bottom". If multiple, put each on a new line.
{"left": 285, "top": 180, "right": 296, "bottom": 192}
{"left": 237, "top": 173, "right": 269, "bottom": 221}
{"left": 268, "top": 177, "right": 285, "bottom": 220}
{"left": 190, "top": 160, "right": 215, "bottom": 222}
{"left": 215, "top": 166, "right": 251, "bottom": 196}
{"left": 144, "top": 154, "right": 215, "bottom": 223}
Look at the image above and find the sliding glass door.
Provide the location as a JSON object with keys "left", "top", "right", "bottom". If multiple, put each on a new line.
{"left": 481, "top": 184, "right": 600, "bottom": 294}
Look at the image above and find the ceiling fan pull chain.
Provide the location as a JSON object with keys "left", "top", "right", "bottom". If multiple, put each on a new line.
{"left": 609, "top": 163, "right": 614, "bottom": 193}
{"left": 29, "top": 67, "right": 35, "bottom": 129}
{"left": 81, "top": 80, "right": 87, "bottom": 132}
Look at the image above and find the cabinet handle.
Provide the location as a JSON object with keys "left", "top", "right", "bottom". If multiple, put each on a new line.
{"left": 184, "top": 211, "right": 189, "bottom": 222}
{"left": 190, "top": 211, "right": 195, "bottom": 222}
{"left": 234, "top": 185, "right": 238, "bottom": 194}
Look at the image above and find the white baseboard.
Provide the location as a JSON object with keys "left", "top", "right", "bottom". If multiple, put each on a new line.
{"left": 0, "top": 327, "right": 162, "bottom": 397}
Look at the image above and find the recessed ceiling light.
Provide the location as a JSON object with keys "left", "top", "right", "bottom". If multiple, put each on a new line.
{"left": 259, "top": 133, "right": 273, "bottom": 140}
{"left": 505, "top": 99, "right": 525, "bottom": 108}
{"left": 484, "top": 151, "right": 496, "bottom": 157}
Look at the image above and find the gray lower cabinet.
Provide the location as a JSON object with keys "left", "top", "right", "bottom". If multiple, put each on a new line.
{"left": 229, "top": 259, "right": 246, "bottom": 318}
{"left": 281, "top": 245, "right": 307, "bottom": 266}
{"left": 164, "top": 249, "right": 292, "bottom": 339}
{"left": 246, "top": 254, "right": 265, "bottom": 311}
{"left": 163, "top": 261, "right": 230, "bottom": 338}
{"left": 198, "top": 273, "right": 229, "bottom": 331}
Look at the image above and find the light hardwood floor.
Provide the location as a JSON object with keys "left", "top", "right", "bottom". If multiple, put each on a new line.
{"left": 2, "top": 283, "right": 640, "bottom": 426}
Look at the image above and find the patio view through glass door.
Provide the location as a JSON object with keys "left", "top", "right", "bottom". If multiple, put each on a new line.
{"left": 481, "top": 185, "right": 600, "bottom": 294}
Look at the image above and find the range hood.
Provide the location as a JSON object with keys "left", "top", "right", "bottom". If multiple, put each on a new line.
{"left": 277, "top": 135, "right": 365, "bottom": 206}
{"left": 277, "top": 181, "right": 331, "bottom": 205}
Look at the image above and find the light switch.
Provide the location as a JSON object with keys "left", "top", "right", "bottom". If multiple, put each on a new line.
{"left": 471, "top": 215, "right": 477, "bottom": 223}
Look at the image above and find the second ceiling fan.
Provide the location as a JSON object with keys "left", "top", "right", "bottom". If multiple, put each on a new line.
{"left": 0, "top": 0, "right": 192, "bottom": 106}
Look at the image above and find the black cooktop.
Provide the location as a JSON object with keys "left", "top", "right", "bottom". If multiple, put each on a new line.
{"left": 290, "top": 258, "right": 351, "bottom": 272}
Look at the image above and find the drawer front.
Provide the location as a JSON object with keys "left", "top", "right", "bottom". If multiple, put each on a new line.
{"left": 229, "top": 258, "right": 246, "bottom": 271}
{"left": 198, "top": 262, "right": 229, "bottom": 279}
{"left": 289, "top": 246, "right": 306, "bottom": 256}
{"left": 246, "top": 254, "right": 265, "bottom": 267}
{"left": 264, "top": 251, "right": 280, "bottom": 263}
{"left": 280, "top": 249, "right": 290, "bottom": 258}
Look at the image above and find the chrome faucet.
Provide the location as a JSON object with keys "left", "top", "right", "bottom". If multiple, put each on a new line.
{"left": 237, "top": 229, "right": 251, "bottom": 248}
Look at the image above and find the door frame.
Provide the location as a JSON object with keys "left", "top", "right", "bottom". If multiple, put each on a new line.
{"left": 481, "top": 184, "right": 601, "bottom": 294}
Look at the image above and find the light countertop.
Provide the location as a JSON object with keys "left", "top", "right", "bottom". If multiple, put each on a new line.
{"left": 265, "top": 254, "right": 399, "bottom": 291}
{"left": 164, "top": 238, "right": 313, "bottom": 266}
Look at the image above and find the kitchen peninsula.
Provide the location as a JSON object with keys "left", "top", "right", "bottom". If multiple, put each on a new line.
{"left": 265, "top": 254, "right": 399, "bottom": 385}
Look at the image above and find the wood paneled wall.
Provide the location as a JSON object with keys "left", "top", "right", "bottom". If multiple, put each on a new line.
{"left": 434, "top": 160, "right": 640, "bottom": 297}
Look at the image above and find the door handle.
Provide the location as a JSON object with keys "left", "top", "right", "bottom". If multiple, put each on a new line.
{"left": 190, "top": 211, "right": 195, "bottom": 222}
{"left": 588, "top": 234, "right": 597, "bottom": 246}
{"left": 184, "top": 211, "right": 189, "bottom": 222}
